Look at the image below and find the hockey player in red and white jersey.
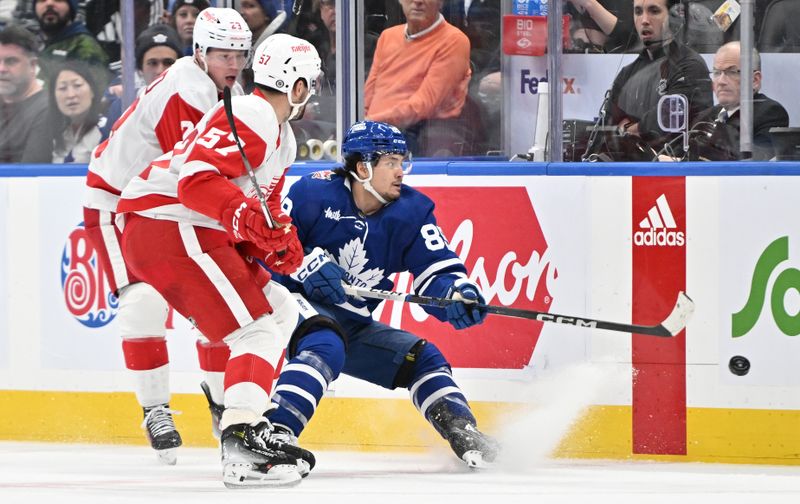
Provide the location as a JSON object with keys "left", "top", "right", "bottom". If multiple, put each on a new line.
{"left": 82, "top": 7, "right": 250, "bottom": 465}
{"left": 117, "top": 34, "right": 322, "bottom": 488}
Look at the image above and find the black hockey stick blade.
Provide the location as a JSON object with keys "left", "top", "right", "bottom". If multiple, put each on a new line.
{"left": 342, "top": 284, "right": 694, "bottom": 337}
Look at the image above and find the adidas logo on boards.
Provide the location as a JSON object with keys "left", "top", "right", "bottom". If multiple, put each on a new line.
{"left": 634, "top": 194, "right": 685, "bottom": 247}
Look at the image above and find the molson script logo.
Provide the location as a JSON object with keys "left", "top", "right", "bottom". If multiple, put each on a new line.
{"left": 634, "top": 193, "right": 685, "bottom": 247}
{"left": 377, "top": 187, "right": 556, "bottom": 370}
{"left": 61, "top": 222, "right": 118, "bottom": 327}
{"left": 732, "top": 236, "right": 800, "bottom": 337}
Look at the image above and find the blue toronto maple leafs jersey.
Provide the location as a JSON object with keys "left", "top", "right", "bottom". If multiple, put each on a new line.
{"left": 274, "top": 170, "right": 468, "bottom": 324}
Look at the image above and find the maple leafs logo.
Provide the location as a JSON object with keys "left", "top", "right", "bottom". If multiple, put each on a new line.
{"left": 337, "top": 238, "right": 384, "bottom": 289}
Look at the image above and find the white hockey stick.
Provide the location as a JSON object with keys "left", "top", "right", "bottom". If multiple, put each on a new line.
{"left": 342, "top": 284, "right": 694, "bottom": 337}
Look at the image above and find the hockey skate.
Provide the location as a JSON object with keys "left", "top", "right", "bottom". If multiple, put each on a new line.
{"left": 428, "top": 402, "right": 500, "bottom": 469}
{"left": 272, "top": 423, "right": 316, "bottom": 478}
{"left": 221, "top": 419, "right": 312, "bottom": 488}
{"left": 141, "top": 404, "right": 182, "bottom": 465}
{"left": 200, "top": 381, "right": 224, "bottom": 440}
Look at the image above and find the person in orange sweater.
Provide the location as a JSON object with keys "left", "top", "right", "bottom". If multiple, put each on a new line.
{"left": 364, "top": 0, "right": 471, "bottom": 154}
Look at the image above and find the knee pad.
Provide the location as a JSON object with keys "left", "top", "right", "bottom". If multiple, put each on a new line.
{"left": 117, "top": 282, "right": 169, "bottom": 338}
{"left": 224, "top": 314, "right": 285, "bottom": 365}
{"left": 289, "top": 313, "right": 346, "bottom": 358}
{"left": 394, "top": 340, "right": 451, "bottom": 389}
{"left": 263, "top": 281, "right": 300, "bottom": 340}
{"left": 293, "top": 328, "right": 346, "bottom": 378}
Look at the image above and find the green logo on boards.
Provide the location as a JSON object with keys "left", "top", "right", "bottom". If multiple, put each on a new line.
{"left": 732, "top": 236, "right": 800, "bottom": 337}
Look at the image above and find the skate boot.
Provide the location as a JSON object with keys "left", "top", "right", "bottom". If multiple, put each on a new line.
{"left": 428, "top": 401, "right": 500, "bottom": 469}
{"left": 221, "top": 419, "right": 310, "bottom": 488}
{"left": 272, "top": 423, "right": 316, "bottom": 478}
{"left": 141, "top": 404, "right": 182, "bottom": 465}
{"left": 200, "top": 381, "right": 224, "bottom": 440}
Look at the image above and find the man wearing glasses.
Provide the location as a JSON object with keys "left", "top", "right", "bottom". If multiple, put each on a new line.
{"left": 606, "top": 0, "right": 712, "bottom": 153}
{"left": 692, "top": 41, "right": 788, "bottom": 161}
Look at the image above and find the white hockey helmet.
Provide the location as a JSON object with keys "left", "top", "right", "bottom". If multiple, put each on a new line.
{"left": 251, "top": 34, "right": 322, "bottom": 119}
{"left": 193, "top": 7, "right": 252, "bottom": 61}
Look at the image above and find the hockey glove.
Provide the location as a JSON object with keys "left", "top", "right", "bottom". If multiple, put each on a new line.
{"left": 290, "top": 247, "right": 347, "bottom": 305}
{"left": 445, "top": 279, "right": 487, "bottom": 330}
{"left": 262, "top": 228, "right": 303, "bottom": 275}
{"left": 221, "top": 198, "right": 295, "bottom": 252}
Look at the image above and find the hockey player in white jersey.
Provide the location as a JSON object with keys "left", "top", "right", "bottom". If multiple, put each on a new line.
{"left": 263, "top": 121, "right": 500, "bottom": 470}
{"left": 116, "top": 33, "right": 322, "bottom": 488}
{"left": 82, "top": 7, "right": 250, "bottom": 465}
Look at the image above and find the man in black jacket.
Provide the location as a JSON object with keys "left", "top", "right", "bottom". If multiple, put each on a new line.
{"left": 605, "top": 0, "right": 712, "bottom": 155}
{"left": 692, "top": 41, "right": 789, "bottom": 161}
{"left": 0, "top": 24, "right": 51, "bottom": 163}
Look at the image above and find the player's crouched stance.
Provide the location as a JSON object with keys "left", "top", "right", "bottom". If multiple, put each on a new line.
{"left": 117, "top": 34, "right": 322, "bottom": 488}
{"left": 264, "top": 121, "right": 500, "bottom": 470}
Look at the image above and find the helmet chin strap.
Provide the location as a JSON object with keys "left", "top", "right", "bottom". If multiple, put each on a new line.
{"left": 353, "top": 161, "right": 388, "bottom": 205}
{"left": 287, "top": 86, "right": 313, "bottom": 121}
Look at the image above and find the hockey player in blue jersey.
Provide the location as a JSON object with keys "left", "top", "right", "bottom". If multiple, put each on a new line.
{"left": 261, "top": 120, "right": 500, "bottom": 470}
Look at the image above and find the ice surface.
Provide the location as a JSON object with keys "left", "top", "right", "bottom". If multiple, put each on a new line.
{"left": 0, "top": 442, "right": 799, "bottom": 504}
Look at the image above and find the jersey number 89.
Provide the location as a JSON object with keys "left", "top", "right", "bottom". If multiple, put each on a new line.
{"left": 421, "top": 223, "right": 448, "bottom": 251}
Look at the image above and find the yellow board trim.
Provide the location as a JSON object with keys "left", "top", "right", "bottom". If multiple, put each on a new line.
{"left": 2, "top": 391, "right": 799, "bottom": 464}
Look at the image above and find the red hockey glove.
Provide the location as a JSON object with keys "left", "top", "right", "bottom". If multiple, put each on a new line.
{"left": 262, "top": 228, "right": 303, "bottom": 275}
{"left": 233, "top": 225, "right": 303, "bottom": 275}
{"left": 221, "top": 198, "right": 295, "bottom": 252}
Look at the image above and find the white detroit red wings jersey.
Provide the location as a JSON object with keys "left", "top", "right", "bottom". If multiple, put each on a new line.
{"left": 117, "top": 90, "right": 296, "bottom": 231}
{"left": 85, "top": 56, "right": 244, "bottom": 212}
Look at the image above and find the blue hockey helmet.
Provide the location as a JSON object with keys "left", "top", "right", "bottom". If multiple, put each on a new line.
{"left": 340, "top": 121, "right": 411, "bottom": 205}
{"left": 341, "top": 121, "right": 408, "bottom": 164}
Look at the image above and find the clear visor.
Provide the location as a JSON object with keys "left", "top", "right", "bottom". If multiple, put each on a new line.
{"left": 372, "top": 151, "right": 413, "bottom": 175}
{"left": 307, "top": 71, "right": 323, "bottom": 97}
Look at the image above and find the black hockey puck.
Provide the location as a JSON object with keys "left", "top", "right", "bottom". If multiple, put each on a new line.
{"left": 728, "top": 355, "right": 751, "bottom": 376}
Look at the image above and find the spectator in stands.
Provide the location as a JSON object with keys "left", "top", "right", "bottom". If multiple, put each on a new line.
{"left": 365, "top": 0, "right": 472, "bottom": 155}
{"left": 34, "top": 0, "right": 109, "bottom": 90}
{"left": 1, "top": 1, "right": 16, "bottom": 29}
{"left": 88, "top": 0, "right": 165, "bottom": 65}
{"left": 297, "top": 0, "right": 378, "bottom": 94}
{"left": 0, "top": 24, "right": 51, "bottom": 163}
{"left": 239, "top": 0, "right": 283, "bottom": 48}
{"left": 605, "top": 0, "right": 712, "bottom": 153}
{"left": 691, "top": 42, "right": 788, "bottom": 160}
{"left": 312, "top": 0, "right": 337, "bottom": 87}
{"left": 291, "top": 0, "right": 338, "bottom": 137}
{"left": 566, "top": 0, "right": 637, "bottom": 53}
{"left": 136, "top": 24, "right": 182, "bottom": 86}
{"left": 758, "top": 0, "right": 800, "bottom": 53}
{"left": 169, "top": 0, "right": 210, "bottom": 54}
{"left": 103, "top": 24, "right": 182, "bottom": 135}
{"left": 48, "top": 60, "right": 107, "bottom": 163}
{"left": 238, "top": 0, "right": 284, "bottom": 92}
{"left": 442, "top": 0, "right": 500, "bottom": 76}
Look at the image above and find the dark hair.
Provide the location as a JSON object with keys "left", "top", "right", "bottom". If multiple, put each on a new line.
{"left": 0, "top": 24, "right": 38, "bottom": 55}
{"left": 47, "top": 60, "right": 104, "bottom": 152}
{"left": 333, "top": 153, "right": 377, "bottom": 179}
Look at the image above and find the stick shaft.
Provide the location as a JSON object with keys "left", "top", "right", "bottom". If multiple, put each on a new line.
{"left": 222, "top": 86, "right": 277, "bottom": 229}
{"left": 342, "top": 284, "right": 692, "bottom": 337}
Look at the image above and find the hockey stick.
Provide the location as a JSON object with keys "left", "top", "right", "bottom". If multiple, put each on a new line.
{"left": 222, "top": 86, "right": 279, "bottom": 230}
{"left": 341, "top": 284, "right": 694, "bottom": 337}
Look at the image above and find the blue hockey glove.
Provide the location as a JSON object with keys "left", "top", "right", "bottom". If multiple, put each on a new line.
{"left": 290, "top": 247, "right": 346, "bottom": 305}
{"left": 445, "top": 280, "right": 487, "bottom": 330}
